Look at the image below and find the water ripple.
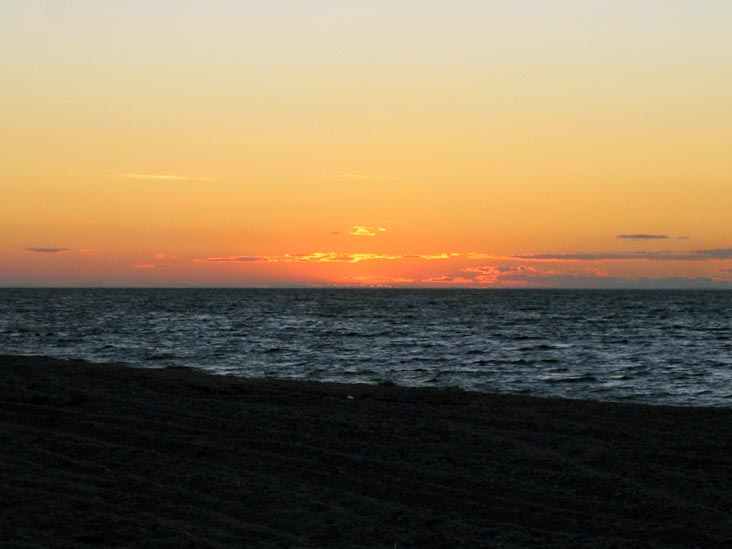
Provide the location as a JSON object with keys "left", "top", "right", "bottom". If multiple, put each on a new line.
{"left": 1, "top": 288, "right": 732, "bottom": 406}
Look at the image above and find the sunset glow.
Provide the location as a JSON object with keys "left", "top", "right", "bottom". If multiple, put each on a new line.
{"left": 3, "top": 1, "right": 732, "bottom": 287}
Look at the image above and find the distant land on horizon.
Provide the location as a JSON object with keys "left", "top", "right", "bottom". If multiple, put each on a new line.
{"left": 3, "top": 278, "right": 732, "bottom": 290}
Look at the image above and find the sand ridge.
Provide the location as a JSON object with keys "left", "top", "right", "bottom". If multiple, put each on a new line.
{"left": 2, "top": 355, "right": 732, "bottom": 547}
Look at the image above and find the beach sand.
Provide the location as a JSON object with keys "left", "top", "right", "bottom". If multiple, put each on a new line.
{"left": 2, "top": 355, "right": 732, "bottom": 547}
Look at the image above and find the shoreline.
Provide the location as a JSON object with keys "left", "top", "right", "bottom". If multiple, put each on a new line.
{"left": 4, "top": 352, "right": 731, "bottom": 411}
{"left": 3, "top": 354, "right": 732, "bottom": 546}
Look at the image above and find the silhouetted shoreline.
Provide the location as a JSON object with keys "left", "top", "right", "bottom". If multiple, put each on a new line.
{"left": 2, "top": 355, "right": 732, "bottom": 546}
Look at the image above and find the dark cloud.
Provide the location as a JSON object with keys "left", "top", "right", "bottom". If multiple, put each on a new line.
{"left": 617, "top": 234, "right": 669, "bottom": 240}
{"left": 422, "top": 264, "right": 732, "bottom": 288}
{"left": 512, "top": 249, "right": 732, "bottom": 262}
{"left": 511, "top": 252, "right": 696, "bottom": 261}
{"left": 696, "top": 249, "right": 732, "bottom": 259}
{"left": 25, "top": 247, "right": 71, "bottom": 254}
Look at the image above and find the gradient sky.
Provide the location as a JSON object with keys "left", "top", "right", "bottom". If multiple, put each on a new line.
{"left": 2, "top": 0, "right": 732, "bottom": 287}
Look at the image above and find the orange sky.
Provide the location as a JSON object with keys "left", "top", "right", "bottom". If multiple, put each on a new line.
{"left": 2, "top": 1, "right": 732, "bottom": 287}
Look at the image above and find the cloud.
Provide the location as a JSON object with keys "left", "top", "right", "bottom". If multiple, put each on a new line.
{"left": 422, "top": 275, "right": 474, "bottom": 284}
{"left": 466, "top": 253, "right": 501, "bottom": 260}
{"left": 134, "top": 264, "right": 156, "bottom": 270}
{"left": 348, "top": 226, "right": 387, "bottom": 237}
{"left": 697, "top": 248, "right": 732, "bottom": 259}
{"left": 196, "top": 253, "right": 394, "bottom": 264}
{"left": 116, "top": 173, "right": 213, "bottom": 182}
{"left": 25, "top": 247, "right": 102, "bottom": 258}
{"left": 266, "top": 253, "right": 367, "bottom": 263}
{"left": 617, "top": 234, "right": 669, "bottom": 240}
{"left": 509, "top": 249, "right": 732, "bottom": 261}
{"left": 510, "top": 252, "right": 691, "bottom": 261}
{"left": 193, "top": 248, "right": 732, "bottom": 270}
{"left": 195, "top": 247, "right": 732, "bottom": 267}
{"left": 404, "top": 253, "right": 461, "bottom": 260}
{"left": 25, "top": 247, "right": 71, "bottom": 254}
{"left": 462, "top": 265, "right": 541, "bottom": 284}
{"left": 195, "top": 252, "right": 458, "bottom": 264}
{"left": 198, "top": 256, "right": 264, "bottom": 263}
{"left": 455, "top": 264, "right": 732, "bottom": 289}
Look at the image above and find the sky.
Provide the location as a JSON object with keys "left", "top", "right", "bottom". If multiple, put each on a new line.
{"left": 2, "top": 0, "right": 732, "bottom": 287}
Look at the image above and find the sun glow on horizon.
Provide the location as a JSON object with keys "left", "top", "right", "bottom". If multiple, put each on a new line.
{"left": 2, "top": 1, "right": 732, "bottom": 287}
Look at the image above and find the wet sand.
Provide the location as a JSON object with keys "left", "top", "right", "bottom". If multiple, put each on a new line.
{"left": 2, "top": 354, "right": 732, "bottom": 547}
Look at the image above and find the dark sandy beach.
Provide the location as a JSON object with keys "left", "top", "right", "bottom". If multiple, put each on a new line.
{"left": 2, "top": 355, "right": 732, "bottom": 547}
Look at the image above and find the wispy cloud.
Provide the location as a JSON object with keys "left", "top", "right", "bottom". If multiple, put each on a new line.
{"left": 462, "top": 265, "right": 541, "bottom": 284}
{"left": 348, "top": 225, "right": 387, "bottom": 237}
{"left": 25, "top": 247, "right": 71, "bottom": 254}
{"left": 422, "top": 275, "right": 474, "bottom": 284}
{"left": 195, "top": 252, "right": 458, "bottom": 264}
{"left": 116, "top": 173, "right": 214, "bottom": 182}
{"left": 195, "top": 247, "right": 732, "bottom": 267}
{"left": 196, "top": 253, "right": 398, "bottom": 264}
{"left": 404, "top": 253, "right": 461, "bottom": 260}
{"left": 198, "top": 256, "right": 264, "bottom": 263}
{"left": 134, "top": 264, "right": 156, "bottom": 270}
{"left": 466, "top": 253, "right": 501, "bottom": 260}
{"left": 617, "top": 234, "right": 670, "bottom": 240}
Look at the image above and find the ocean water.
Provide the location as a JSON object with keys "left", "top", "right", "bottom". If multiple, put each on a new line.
{"left": 1, "top": 288, "right": 732, "bottom": 406}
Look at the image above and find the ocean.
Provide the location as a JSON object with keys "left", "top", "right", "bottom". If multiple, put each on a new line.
{"left": 2, "top": 288, "right": 731, "bottom": 406}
